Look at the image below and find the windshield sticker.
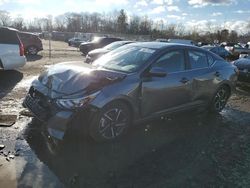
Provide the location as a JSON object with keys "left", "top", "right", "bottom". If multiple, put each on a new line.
{"left": 139, "top": 48, "right": 155, "bottom": 54}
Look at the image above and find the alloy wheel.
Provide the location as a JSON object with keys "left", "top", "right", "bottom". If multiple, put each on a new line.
{"left": 28, "top": 46, "right": 38, "bottom": 55}
{"left": 214, "top": 87, "right": 229, "bottom": 112}
{"left": 98, "top": 108, "right": 128, "bottom": 139}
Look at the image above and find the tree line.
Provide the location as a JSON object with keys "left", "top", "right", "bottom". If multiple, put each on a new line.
{"left": 0, "top": 9, "right": 250, "bottom": 43}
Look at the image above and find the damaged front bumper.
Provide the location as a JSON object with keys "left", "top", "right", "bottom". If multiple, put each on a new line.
{"left": 23, "top": 89, "right": 74, "bottom": 140}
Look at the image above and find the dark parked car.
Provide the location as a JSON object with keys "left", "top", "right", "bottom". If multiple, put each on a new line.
{"left": 18, "top": 32, "right": 43, "bottom": 55}
{"left": 79, "top": 37, "right": 122, "bottom": 55}
{"left": 233, "top": 55, "right": 250, "bottom": 83}
{"left": 85, "top": 40, "right": 134, "bottom": 63}
{"left": 202, "top": 45, "right": 232, "bottom": 59}
{"left": 23, "top": 42, "right": 237, "bottom": 142}
{"left": 224, "top": 43, "right": 250, "bottom": 57}
{"left": 68, "top": 37, "right": 86, "bottom": 47}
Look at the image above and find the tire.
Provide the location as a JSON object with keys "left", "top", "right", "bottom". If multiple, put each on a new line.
{"left": 210, "top": 85, "right": 230, "bottom": 113}
{"left": 89, "top": 102, "right": 131, "bottom": 142}
{"left": 27, "top": 46, "right": 38, "bottom": 55}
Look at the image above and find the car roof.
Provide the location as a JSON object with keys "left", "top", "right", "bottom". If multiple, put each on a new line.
{"left": 18, "top": 31, "right": 38, "bottom": 36}
{"left": 202, "top": 45, "right": 217, "bottom": 49}
{"left": 0, "top": 26, "right": 18, "bottom": 32}
{"left": 111, "top": 40, "right": 134, "bottom": 44}
{"left": 130, "top": 42, "right": 197, "bottom": 50}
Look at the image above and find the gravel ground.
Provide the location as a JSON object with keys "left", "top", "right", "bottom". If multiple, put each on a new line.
{"left": 0, "top": 40, "right": 250, "bottom": 188}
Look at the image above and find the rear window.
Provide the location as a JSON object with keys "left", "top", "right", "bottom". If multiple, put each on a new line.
{"left": 0, "top": 28, "right": 19, "bottom": 44}
{"left": 188, "top": 50, "right": 209, "bottom": 69}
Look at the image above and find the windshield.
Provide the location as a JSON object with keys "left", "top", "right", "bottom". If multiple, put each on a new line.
{"left": 91, "top": 37, "right": 102, "bottom": 43}
{"left": 104, "top": 41, "right": 127, "bottom": 50}
{"left": 93, "top": 45, "right": 155, "bottom": 73}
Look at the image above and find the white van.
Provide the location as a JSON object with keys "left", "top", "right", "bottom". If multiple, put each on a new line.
{"left": 0, "top": 27, "right": 26, "bottom": 70}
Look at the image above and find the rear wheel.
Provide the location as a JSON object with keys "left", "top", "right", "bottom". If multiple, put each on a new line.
{"left": 27, "top": 46, "right": 38, "bottom": 55}
{"left": 89, "top": 102, "right": 131, "bottom": 142}
{"left": 210, "top": 85, "right": 230, "bottom": 113}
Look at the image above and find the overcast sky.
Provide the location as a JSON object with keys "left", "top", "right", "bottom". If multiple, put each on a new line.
{"left": 0, "top": 0, "right": 250, "bottom": 33}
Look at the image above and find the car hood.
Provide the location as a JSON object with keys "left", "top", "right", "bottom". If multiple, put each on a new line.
{"left": 80, "top": 41, "right": 93, "bottom": 46}
{"left": 38, "top": 61, "right": 126, "bottom": 96}
{"left": 234, "top": 58, "right": 250, "bottom": 69}
{"left": 88, "top": 48, "right": 110, "bottom": 57}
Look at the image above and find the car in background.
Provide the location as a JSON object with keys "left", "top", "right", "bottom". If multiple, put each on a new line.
{"left": 155, "top": 38, "right": 195, "bottom": 46}
{"left": 202, "top": 45, "right": 232, "bottom": 60}
{"left": 0, "top": 27, "right": 26, "bottom": 70}
{"left": 18, "top": 31, "right": 43, "bottom": 55}
{"left": 155, "top": 38, "right": 169, "bottom": 42}
{"left": 23, "top": 42, "right": 237, "bottom": 142}
{"left": 224, "top": 43, "right": 250, "bottom": 57}
{"left": 85, "top": 40, "right": 134, "bottom": 63}
{"left": 233, "top": 55, "right": 250, "bottom": 83}
{"left": 167, "top": 39, "right": 195, "bottom": 45}
{"left": 239, "top": 52, "right": 249, "bottom": 59}
{"left": 79, "top": 37, "right": 122, "bottom": 55}
{"left": 68, "top": 37, "right": 86, "bottom": 47}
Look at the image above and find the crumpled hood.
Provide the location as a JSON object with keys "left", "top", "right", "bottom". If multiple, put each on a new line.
{"left": 38, "top": 61, "right": 126, "bottom": 96}
{"left": 234, "top": 58, "right": 250, "bottom": 69}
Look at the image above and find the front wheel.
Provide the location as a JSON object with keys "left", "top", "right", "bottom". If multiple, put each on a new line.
{"left": 210, "top": 85, "right": 230, "bottom": 113}
{"left": 89, "top": 102, "right": 131, "bottom": 142}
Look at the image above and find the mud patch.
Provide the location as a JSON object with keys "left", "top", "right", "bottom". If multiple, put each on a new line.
{"left": 0, "top": 115, "right": 17, "bottom": 127}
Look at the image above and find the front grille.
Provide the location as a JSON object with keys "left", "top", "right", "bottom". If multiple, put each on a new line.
{"left": 23, "top": 87, "right": 53, "bottom": 121}
{"left": 23, "top": 94, "right": 48, "bottom": 121}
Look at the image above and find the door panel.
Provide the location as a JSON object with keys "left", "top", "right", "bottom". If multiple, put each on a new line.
{"left": 141, "top": 49, "right": 192, "bottom": 117}
{"left": 141, "top": 72, "right": 192, "bottom": 117}
{"left": 186, "top": 50, "right": 216, "bottom": 102}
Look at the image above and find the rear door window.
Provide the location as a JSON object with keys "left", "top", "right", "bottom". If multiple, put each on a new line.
{"left": 0, "top": 28, "right": 19, "bottom": 44}
{"left": 188, "top": 50, "right": 208, "bottom": 69}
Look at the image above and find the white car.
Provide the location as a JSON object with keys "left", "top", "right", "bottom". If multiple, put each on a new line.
{"left": 0, "top": 27, "right": 26, "bottom": 70}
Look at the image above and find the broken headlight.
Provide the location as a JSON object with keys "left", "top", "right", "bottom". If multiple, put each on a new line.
{"left": 56, "top": 91, "right": 100, "bottom": 110}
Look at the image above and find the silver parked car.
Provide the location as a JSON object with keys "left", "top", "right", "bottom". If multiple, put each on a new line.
{"left": 23, "top": 42, "right": 238, "bottom": 142}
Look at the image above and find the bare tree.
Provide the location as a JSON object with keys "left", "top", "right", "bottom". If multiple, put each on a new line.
{"left": 117, "top": 9, "right": 127, "bottom": 33}
{"left": 0, "top": 9, "right": 248, "bottom": 44}
{"left": 0, "top": 10, "right": 11, "bottom": 26}
{"left": 228, "top": 30, "right": 238, "bottom": 43}
{"left": 54, "top": 14, "right": 66, "bottom": 31}
{"left": 129, "top": 15, "right": 140, "bottom": 34}
{"left": 139, "top": 15, "right": 151, "bottom": 34}
{"left": 12, "top": 16, "right": 24, "bottom": 30}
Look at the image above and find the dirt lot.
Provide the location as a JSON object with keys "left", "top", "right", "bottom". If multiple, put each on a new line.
{"left": 0, "top": 40, "right": 250, "bottom": 188}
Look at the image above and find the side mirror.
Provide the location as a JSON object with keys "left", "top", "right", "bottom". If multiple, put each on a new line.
{"left": 147, "top": 67, "right": 167, "bottom": 77}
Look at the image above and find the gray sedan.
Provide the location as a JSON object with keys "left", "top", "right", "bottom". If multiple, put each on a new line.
{"left": 23, "top": 42, "right": 238, "bottom": 142}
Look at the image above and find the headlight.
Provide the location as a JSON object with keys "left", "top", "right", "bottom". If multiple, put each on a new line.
{"left": 56, "top": 91, "right": 100, "bottom": 110}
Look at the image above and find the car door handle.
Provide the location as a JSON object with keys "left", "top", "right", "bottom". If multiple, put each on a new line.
{"left": 180, "top": 77, "right": 189, "bottom": 84}
{"left": 214, "top": 71, "right": 220, "bottom": 77}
